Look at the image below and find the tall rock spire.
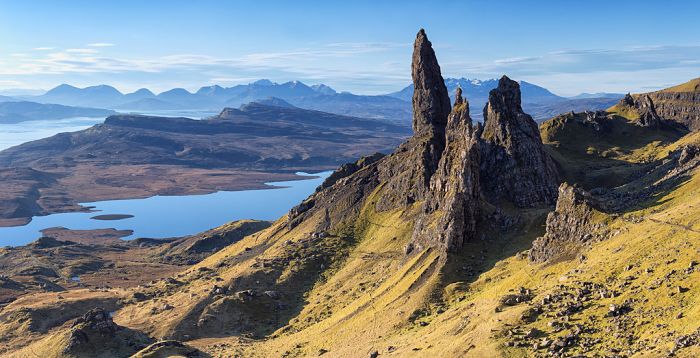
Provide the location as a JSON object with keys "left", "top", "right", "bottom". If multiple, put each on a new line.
{"left": 411, "top": 87, "right": 481, "bottom": 252}
{"left": 480, "top": 75, "right": 559, "bottom": 207}
{"left": 375, "top": 29, "right": 453, "bottom": 211}
{"left": 411, "top": 29, "right": 451, "bottom": 136}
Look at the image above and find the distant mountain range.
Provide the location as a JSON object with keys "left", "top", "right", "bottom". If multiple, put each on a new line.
{"left": 388, "top": 78, "right": 622, "bottom": 121}
{"left": 15, "top": 79, "right": 623, "bottom": 123}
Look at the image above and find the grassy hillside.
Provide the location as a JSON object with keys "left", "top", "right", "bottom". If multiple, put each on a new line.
{"left": 541, "top": 111, "right": 686, "bottom": 189}
{"left": 660, "top": 77, "right": 700, "bottom": 93}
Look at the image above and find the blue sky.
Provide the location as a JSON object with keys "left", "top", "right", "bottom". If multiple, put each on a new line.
{"left": 0, "top": 0, "right": 699, "bottom": 96}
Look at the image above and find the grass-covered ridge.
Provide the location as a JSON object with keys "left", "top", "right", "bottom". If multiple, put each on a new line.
{"left": 540, "top": 111, "right": 687, "bottom": 189}
{"left": 660, "top": 77, "right": 700, "bottom": 93}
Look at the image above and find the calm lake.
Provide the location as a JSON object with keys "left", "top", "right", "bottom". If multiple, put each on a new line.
{"left": 0, "top": 171, "right": 330, "bottom": 247}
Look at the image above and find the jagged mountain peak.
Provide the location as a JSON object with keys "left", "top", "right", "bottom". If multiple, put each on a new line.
{"left": 311, "top": 83, "right": 337, "bottom": 95}
{"left": 252, "top": 79, "right": 275, "bottom": 86}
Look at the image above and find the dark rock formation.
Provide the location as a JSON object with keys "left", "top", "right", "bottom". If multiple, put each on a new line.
{"left": 529, "top": 183, "right": 606, "bottom": 263}
{"left": 411, "top": 89, "right": 481, "bottom": 252}
{"left": 618, "top": 80, "right": 700, "bottom": 130}
{"left": 29, "top": 236, "right": 74, "bottom": 249}
{"left": 374, "top": 29, "right": 451, "bottom": 211}
{"left": 634, "top": 94, "right": 662, "bottom": 128}
{"left": 411, "top": 28, "right": 451, "bottom": 137}
{"left": 582, "top": 110, "right": 611, "bottom": 132}
{"left": 479, "top": 76, "right": 559, "bottom": 207}
{"left": 622, "top": 93, "right": 635, "bottom": 106}
{"left": 317, "top": 152, "right": 384, "bottom": 191}
{"left": 64, "top": 308, "right": 153, "bottom": 356}
{"left": 646, "top": 91, "right": 700, "bottom": 130}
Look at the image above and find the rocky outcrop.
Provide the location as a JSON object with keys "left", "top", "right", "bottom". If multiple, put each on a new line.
{"left": 411, "top": 90, "right": 481, "bottom": 252}
{"left": 634, "top": 94, "right": 662, "bottom": 128}
{"left": 317, "top": 152, "right": 384, "bottom": 191}
{"left": 617, "top": 93, "right": 663, "bottom": 128}
{"left": 647, "top": 91, "right": 700, "bottom": 131}
{"left": 529, "top": 183, "right": 606, "bottom": 263}
{"left": 411, "top": 28, "right": 451, "bottom": 137}
{"left": 156, "top": 220, "right": 272, "bottom": 264}
{"left": 618, "top": 78, "right": 700, "bottom": 130}
{"left": 479, "top": 76, "right": 559, "bottom": 207}
{"left": 374, "top": 29, "right": 450, "bottom": 211}
{"left": 63, "top": 308, "right": 153, "bottom": 357}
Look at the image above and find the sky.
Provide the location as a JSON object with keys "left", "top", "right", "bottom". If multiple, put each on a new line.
{"left": 0, "top": 0, "right": 699, "bottom": 96}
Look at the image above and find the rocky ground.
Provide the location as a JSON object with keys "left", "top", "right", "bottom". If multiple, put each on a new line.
{"left": 0, "top": 220, "right": 268, "bottom": 309}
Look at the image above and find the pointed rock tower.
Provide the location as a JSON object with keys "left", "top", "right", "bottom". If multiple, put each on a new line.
{"left": 411, "top": 28, "right": 451, "bottom": 137}
{"left": 479, "top": 76, "right": 559, "bottom": 207}
{"left": 411, "top": 88, "right": 481, "bottom": 252}
{"left": 374, "top": 29, "right": 451, "bottom": 211}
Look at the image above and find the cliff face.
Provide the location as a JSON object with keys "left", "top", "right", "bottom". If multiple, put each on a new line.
{"left": 479, "top": 76, "right": 560, "bottom": 207}
{"left": 411, "top": 29, "right": 451, "bottom": 137}
{"left": 614, "top": 78, "right": 700, "bottom": 130}
{"left": 647, "top": 91, "right": 700, "bottom": 130}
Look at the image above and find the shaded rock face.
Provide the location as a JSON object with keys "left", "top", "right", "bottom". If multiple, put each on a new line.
{"left": 621, "top": 86, "right": 700, "bottom": 130}
{"left": 529, "top": 183, "right": 606, "bottom": 263}
{"left": 317, "top": 152, "right": 384, "bottom": 191}
{"left": 411, "top": 28, "right": 451, "bottom": 137}
{"left": 411, "top": 91, "right": 481, "bottom": 252}
{"left": 618, "top": 94, "right": 664, "bottom": 128}
{"left": 634, "top": 95, "right": 662, "bottom": 128}
{"left": 647, "top": 91, "right": 700, "bottom": 130}
{"left": 374, "top": 29, "right": 450, "bottom": 211}
{"left": 480, "top": 76, "right": 559, "bottom": 207}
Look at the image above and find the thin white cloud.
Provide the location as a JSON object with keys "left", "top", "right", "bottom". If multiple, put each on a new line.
{"left": 2, "top": 41, "right": 699, "bottom": 95}
{"left": 87, "top": 43, "right": 115, "bottom": 47}
{"left": 65, "top": 48, "right": 99, "bottom": 54}
{"left": 448, "top": 44, "right": 700, "bottom": 76}
{"left": 33, "top": 47, "right": 55, "bottom": 51}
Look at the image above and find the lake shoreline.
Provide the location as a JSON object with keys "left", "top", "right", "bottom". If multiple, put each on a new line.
{"left": 0, "top": 165, "right": 332, "bottom": 230}
{"left": 0, "top": 171, "right": 331, "bottom": 247}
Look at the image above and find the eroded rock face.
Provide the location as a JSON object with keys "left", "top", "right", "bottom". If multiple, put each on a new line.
{"left": 480, "top": 76, "right": 559, "bottom": 207}
{"left": 411, "top": 90, "right": 481, "bottom": 252}
{"left": 634, "top": 94, "right": 662, "bottom": 128}
{"left": 646, "top": 91, "right": 700, "bottom": 130}
{"left": 411, "top": 28, "right": 451, "bottom": 137}
{"left": 529, "top": 183, "right": 606, "bottom": 263}
{"left": 375, "top": 29, "right": 450, "bottom": 211}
